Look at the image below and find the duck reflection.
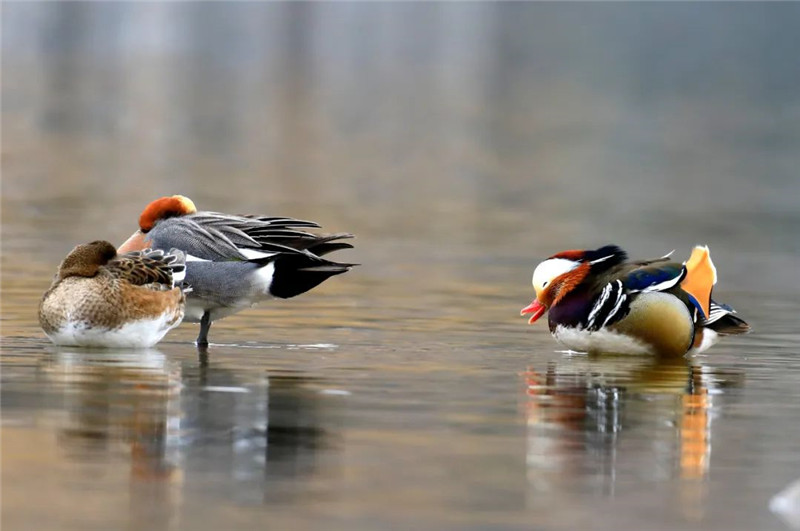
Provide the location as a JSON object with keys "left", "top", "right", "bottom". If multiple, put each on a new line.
{"left": 41, "top": 346, "right": 341, "bottom": 513}
{"left": 41, "top": 348, "right": 183, "bottom": 530}
{"left": 42, "top": 349, "right": 182, "bottom": 481}
{"left": 181, "top": 361, "right": 339, "bottom": 504}
{"left": 524, "top": 354, "right": 743, "bottom": 517}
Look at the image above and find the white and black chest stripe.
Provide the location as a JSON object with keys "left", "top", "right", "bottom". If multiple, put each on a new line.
{"left": 584, "top": 280, "right": 631, "bottom": 331}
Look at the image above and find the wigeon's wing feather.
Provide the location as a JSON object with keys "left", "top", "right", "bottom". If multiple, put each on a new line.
{"left": 245, "top": 215, "right": 321, "bottom": 229}
{"left": 107, "top": 248, "right": 185, "bottom": 287}
{"left": 146, "top": 217, "right": 255, "bottom": 261}
{"left": 148, "top": 213, "right": 353, "bottom": 262}
{"left": 248, "top": 232, "right": 354, "bottom": 255}
{"left": 200, "top": 214, "right": 353, "bottom": 254}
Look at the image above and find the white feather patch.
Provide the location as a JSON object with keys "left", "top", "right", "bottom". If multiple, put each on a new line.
{"left": 689, "top": 328, "right": 720, "bottom": 354}
{"left": 171, "top": 267, "right": 186, "bottom": 285}
{"left": 46, "top": 315, "right": 180, "bottom": 348}
{"left": 553, "top": 325, "right": 652, "bottom": 355}
{"left": 586, "top": 282, "right": 613, "bottom": 327}
{"left": 589, "top": 254, "right": 614, "bottom": 265}
{"left": 239, "top": 248, "right": 278, "bottom": 260}
{"left": 641, "top": 271, "right": 684, "bottom": 293}
{"left": 703, "top": 302, "right": 732, "bottom": 325}
{"left": 601, "top": 284, "right": 627, "bottom": 327}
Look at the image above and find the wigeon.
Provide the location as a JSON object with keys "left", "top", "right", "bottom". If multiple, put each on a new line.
{"left": 118, "top": 195, "right": 355, "bottom": 346}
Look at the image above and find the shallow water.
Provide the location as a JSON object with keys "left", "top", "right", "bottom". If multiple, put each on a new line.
{"left": 3, "top": 3, "right": 800, "bottom": 530}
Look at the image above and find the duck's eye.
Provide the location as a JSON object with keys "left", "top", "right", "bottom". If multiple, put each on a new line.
{"left": 542, "top": 281, "right": 549, "bottom": 288}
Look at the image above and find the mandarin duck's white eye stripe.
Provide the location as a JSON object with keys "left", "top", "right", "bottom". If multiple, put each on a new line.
{"left": 531, "top": 258, "right": 580, "bottom": 290}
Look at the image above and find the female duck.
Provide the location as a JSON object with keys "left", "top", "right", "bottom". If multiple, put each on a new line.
{"left": 39, "top": 241, "right": 188, "bottom": 348}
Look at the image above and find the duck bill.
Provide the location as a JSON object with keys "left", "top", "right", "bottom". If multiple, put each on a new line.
{"left": 520, "top": 299, "right": 547, "bottom": 324}
{"left": 118, "top": 230, "right": 148, "bottom": 254}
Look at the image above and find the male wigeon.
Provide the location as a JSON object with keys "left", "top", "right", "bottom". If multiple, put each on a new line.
{"left": 521, "top": 245, "right": 750, "bottom": 357}
{"left": 39, "top": 241, "right": 188, "bottom": 348}
{"left": 118, "top": 195, "right": 355, "bottom": 346}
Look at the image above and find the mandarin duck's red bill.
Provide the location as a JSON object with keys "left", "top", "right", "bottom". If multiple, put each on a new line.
{"left": 118, "top": 195, "right": 356, "bottom": 347}
{"left": 39, "top": 241, "right": 189, "bottom": 348}
{"left": 520, "top": 245, "right": 750, "bottom": 357}
{"left": 520, "top": 299, "right": 546, "bottom": 324}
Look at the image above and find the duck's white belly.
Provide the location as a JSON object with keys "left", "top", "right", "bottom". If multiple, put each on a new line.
{"left": 553, "top": 325, "right": 654, "bottom": 355}
{"left": 46, "top": 315, "right": 179, "bottom": 348}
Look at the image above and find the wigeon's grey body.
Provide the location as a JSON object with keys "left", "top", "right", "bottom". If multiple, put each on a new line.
{"left": 119, "top": 196, "right": 355, "bottom": 346}
{"left": 39, "top": 241, "right": 188, "bottom": 348}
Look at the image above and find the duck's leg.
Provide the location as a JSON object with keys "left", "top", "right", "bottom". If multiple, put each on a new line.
{"left": 196, "top": 312, "right": 211, "bottom": 347}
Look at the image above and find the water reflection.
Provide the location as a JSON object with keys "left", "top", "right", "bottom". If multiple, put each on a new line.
{"left": 41, "top": 349, "right": 182, "bottom": 479}
{"left": 524, "top": 355, "right": 744, "bottom": 517}
{"left": 30, "top": 347, "right": 341, "bottom": 515}
{"left": 36, "top": 349, "right": 184, "bottom": 529}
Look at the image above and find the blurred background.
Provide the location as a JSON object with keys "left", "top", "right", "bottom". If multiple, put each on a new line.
{"left": 3, "top": 3, "right": 800, "bottom": 531}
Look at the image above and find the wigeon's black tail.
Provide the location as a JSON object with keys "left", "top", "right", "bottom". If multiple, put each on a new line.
{"left": 305, "top": 233, "right": 355, "bottom": 257}
{"left": 269, "top": 249, "right": 356, "bottom": 300}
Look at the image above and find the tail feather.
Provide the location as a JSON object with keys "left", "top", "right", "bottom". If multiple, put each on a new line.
{"left": 308, "top": 241, "right": 355, "bottom": 257}
{"left": 248, "top": 232, "right": 354, "bottom": 255}
{"left": 702, "top": 300, "right": 750, "bottom": 335}
{"left": 269, "top": 250, "right": 355, "bottom": 299}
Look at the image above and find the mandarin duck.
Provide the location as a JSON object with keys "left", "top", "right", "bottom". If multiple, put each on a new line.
{"left": 520, "top": 245, "right": 749, "bottom": 357}
{"left": 118, "top": 195, "right": 355, "bottom": 346}
{"left": 39, "top": 241, "right": 188, "bottom": 348}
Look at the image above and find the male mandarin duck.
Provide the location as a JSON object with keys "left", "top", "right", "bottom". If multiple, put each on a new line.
{"left": 520, "top": 245, "right": 749, "bottom": 357}
{"left": 39, "top": 241, "right": 188, "bottom": 348}
{"left": 118, "top": 195, "right": 355, "bottom": 346}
